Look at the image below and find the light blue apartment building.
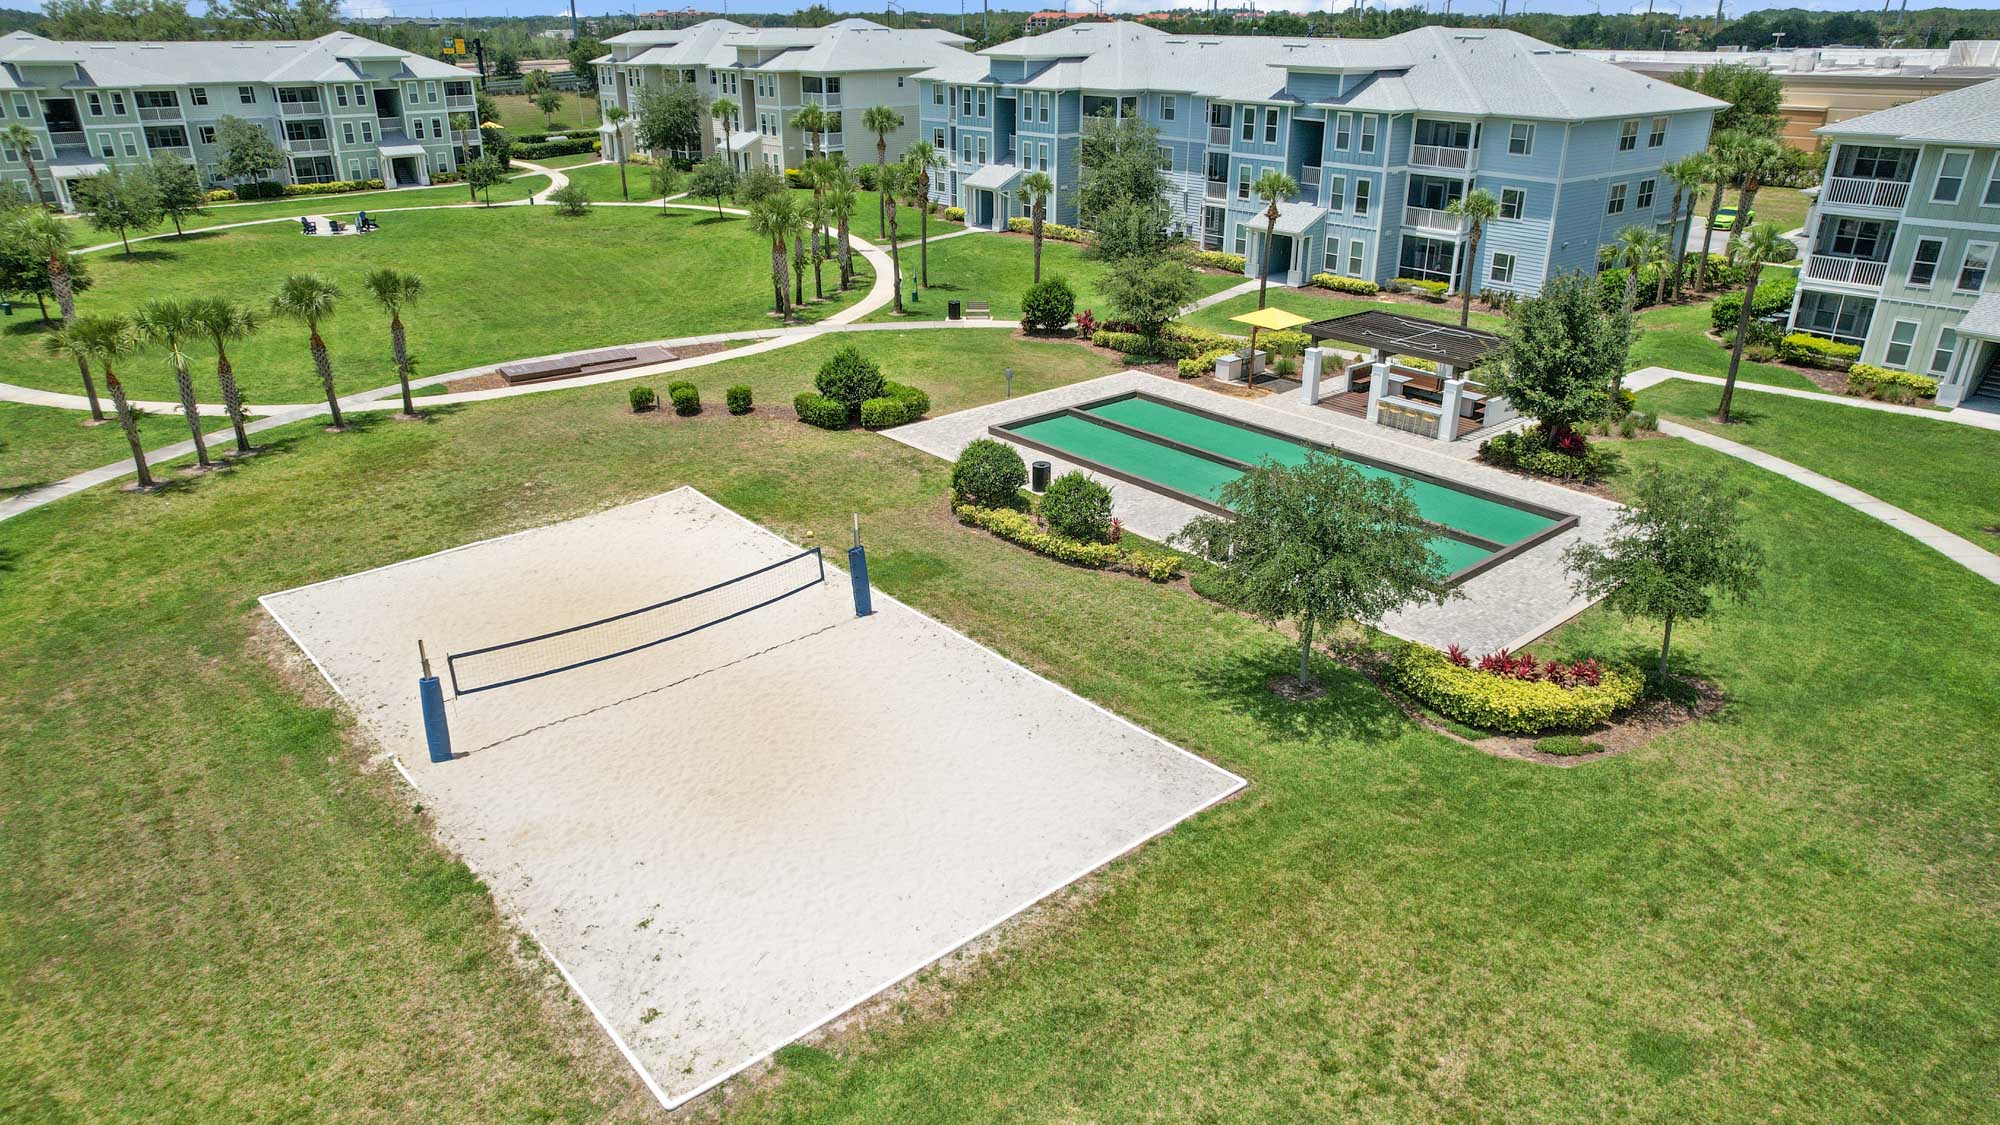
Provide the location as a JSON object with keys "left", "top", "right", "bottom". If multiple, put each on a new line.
{"left": 913, "top": 22, "right": 1722, "bottom": 296}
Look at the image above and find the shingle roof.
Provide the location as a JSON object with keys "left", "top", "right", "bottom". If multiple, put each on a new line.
{"left": 615, "top": 20, "right": 969, "bottom": 74}
{"left": 0, "top": 30, "right": 464, "bottom": 87}
{"left": 1333, "top": 27, "right": 1724, "bottom": 121}
{"left": 1817, "top": 75, "right": 2000, "bottom": 145}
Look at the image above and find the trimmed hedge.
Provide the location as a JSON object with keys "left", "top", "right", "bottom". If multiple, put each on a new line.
{"left": 1710, "top": 271, "right": 1799, "bottom": 334}
{"left": 1091, "top": 322, "right": 1234, "bottom": 362}
{"left": 1007, "top": 215, "right": 1085, "bottom": 243}
{"left": 1847, "top": 363, "right": 1938, "bottom": 398}
{"left": 726, "top": 384, "right": 753, "bottom": 414}
{"left": 1190, "top": 249, "right": 1247, "bottom": 273}
{"left": 859, "top": 380, "right": 930, "bottom": 428}
{"left": 1310, "top": 272, "right": 1380, "bottom": 295}
{"left": 951, "top": 439, "right": 1028, "bottom": 507}
{"left": 1261, "top": 329, "right": 1312, "bottom": 356}
{"left": 815, "top": 344, "right": 885, "bottom": 418}
{"left": 1180, "top": 347, "right": 1236, "bottom": 378}
{"left": 629, "top": 385, "right": 657, "bottom": 413}
{"left": 1394, "top": 277, "right": 1450, "bottom": 300}
{"left": 793, "top": 391, "right": 849, "bottom": 429}
{"left": 1390, "top": 644, "right": 1644, "bottom": 735}
{"left": 1777, "top": 332, "right": 1861, "bottom": 371}
{"left": 207, "top": 178, "right": 389, "bottom": 203}
{"left": 513, "top": 137, "right": 599, "bottom": 159}
{"left": 670, "top": 384, "right": 700, "bottom": 416}
{"left": 956, "top": 504, "right": 1182, "bottom": 581}
{"left": 944, "top": 205, "right": 966, "bottom": 221}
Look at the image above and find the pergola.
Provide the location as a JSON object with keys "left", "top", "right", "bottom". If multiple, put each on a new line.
{"left": 1299, "top": 311, "right": 1502, "bottom": 371}
{"left": 1294, "top": 312, "right": 1509, "bottom": 444}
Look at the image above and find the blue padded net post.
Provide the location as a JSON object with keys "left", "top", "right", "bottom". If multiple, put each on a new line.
{"left": 418, "top": 641, "right": 453, "bottom": 763}
{"left": 848, "top": 514, "right": 873, "bottom": 618}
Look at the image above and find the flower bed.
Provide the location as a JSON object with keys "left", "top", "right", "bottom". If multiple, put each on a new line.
{"left": 1846, "top": 362, "right": 1938, "bottom": 401}
{"left": 1309, "top": 272, "right": 1380, "bottom": 295}
{"left": 1007, "top": 216, "right": 1085, "bottom": 243}
{"left": 1391, "top": 644, "right": 1643, "bottom": 735}
{"left": 1777, "top": 332, "right": 1861, "bottom": 371}
{"left": 956, "top": 504, "right": 1181, "bottom": 581}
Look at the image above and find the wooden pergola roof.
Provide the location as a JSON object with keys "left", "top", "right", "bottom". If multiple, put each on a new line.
{"left": 1301, "top": 311, "right": 1502, "bottom": 370}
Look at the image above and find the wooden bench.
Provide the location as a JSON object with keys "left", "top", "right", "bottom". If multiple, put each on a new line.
{"left": 497, "top": 344, "right": 677, "bottom": 386}
{"left": 964, "top": 300, "right": 991, "bottom": 320}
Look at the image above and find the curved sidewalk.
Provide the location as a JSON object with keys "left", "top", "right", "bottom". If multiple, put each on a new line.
{"left": 1627, "top": 365, "right": 2000, "bottom": 432}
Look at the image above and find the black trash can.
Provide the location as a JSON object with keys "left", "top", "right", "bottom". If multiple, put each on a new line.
{"left": 1031, "top": 460, "right": 1052, "bottom": 492}
{"left": 947, "top": 298, "right": 963, "bottom": 320}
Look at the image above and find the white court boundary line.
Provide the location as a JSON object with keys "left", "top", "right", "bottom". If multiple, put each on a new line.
{"left": 258, "top": 485, "right": 1247, "bottom": 1113}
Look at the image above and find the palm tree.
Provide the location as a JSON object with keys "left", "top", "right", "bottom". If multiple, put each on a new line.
{"left": 802, "top": 192, "right": 833, "bottom": 300}
{"left": 746, "top": 192, "right": 798, "bottom": 319}
{"left": 862, "top": 105, "right": 903, "bottom": 239}
{"left": 1609, "top": 224, "right": 1668, "bottom": 316}
{"left": 1250, "top": 170, "right": 1299, "bottom": 309}
{"left": 1016, "top": 171, "right": 1054, "bottom": 283}
{"left": 1728, "top": 136, "right": 1791, "bottom": 255}
{"left": 4, "top": 123, "right": 44, "bottom": 205}
{"left": 1661, "top": 154, "right": 1708, "bottom": 304}
{"left": 791, "top": 103, "right": 827, "bottom": 169}
{"left": 21, "top": 212, "right": 102, "bottom": 420}
{"left": 1445, "top": 188, "right": 1501, "bottom": 327}
{"left": 604, "top": 104, "right": 631, "bottom": 200}
{"left": 270, "top": 274, "right": 346, "bottom": 430}
{"left": 824, "top": 162, "right": 859, "bottom": 290}
{"left": 1718, "top": 223, "right": 1788, "bottom": 425}
{"left": 74, "top": 317, "right": 151, "bottom": 488}
{"left": 710, "top": 96, "right": 739, "bottom": 170}
{"left": 190, "top": 297, "right": 260, "bottom": 455}
{"left": 879, "top": 161, "right": 909, "bottom": 315}
{"left": 1696, "top": 131, "right": 1749, "bottom": 292}
{"left": 903, "top": 140, "right": 946, "bottom": 288}
{"left": 364, "top": 268, "right": 425, "bottom": 417}
{"left": 134, "top": 298, "right": 213, "bottom": 470}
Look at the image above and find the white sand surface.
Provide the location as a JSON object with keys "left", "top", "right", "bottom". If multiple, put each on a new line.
{"left": 262, "top": 488, "right": 1243, "bottom": 1109}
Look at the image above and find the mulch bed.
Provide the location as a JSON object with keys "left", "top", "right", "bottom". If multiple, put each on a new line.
{"left": 441, "top": 342, "right": 731, "bottom": 393}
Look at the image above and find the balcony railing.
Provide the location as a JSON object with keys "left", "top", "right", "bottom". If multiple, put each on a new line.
{"left": 1805, "top": 254, "right": 1888, "bottom": 287}
{"left": 49, "top": 130, "right": 85, "bottom": 148}
{"left": 805, "top": 91, "right": 843, "bottom": 107}
{"left": 1823, "top": 176, "right": 1911, "bottom": 210}
{"left": 148, "top": 144, "right": 193, "bottom": 159}
{"left": 1298, "top": 165, "right": 1321, "bottom": 202}
{"left": 138, "top": 105, "right": 181, "bottom": 122}
{"left": 446, "top": 94, "right": 476, "bottom": 110}
{"left": 1404, "top": 205, "right": 1467, "bottom": 234}
{"left": 1205, "top": 178, "right": 1227, "bottom": 201}
{"left": 1410, "top": 143, "right": 1472, "bottom": 170}
{"left": 1208, "top": 124, "right": 1230, "bottom": 146}
{"left": 285, "top": 137, "right": 331, "bottom": 154}
{"left": 822, "top": 130, "right": 843, "bottom": 148}
{"left": 278, "top": 100, "right": 324, "bottom": 117}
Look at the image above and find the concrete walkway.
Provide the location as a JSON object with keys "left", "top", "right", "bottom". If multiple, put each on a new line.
{"left": 1182, "top": 278, "right": 1262, "bottom": 316}
{"left": 1658, "top": 419, "right": 2000, "bottom": 584}
{"left": 1627, "top": 365, "right": 2000, "bottom": 433}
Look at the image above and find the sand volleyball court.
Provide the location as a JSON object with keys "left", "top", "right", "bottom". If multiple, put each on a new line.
{"left": 261, "top": 488, "right": 1244, "bottom": 1109}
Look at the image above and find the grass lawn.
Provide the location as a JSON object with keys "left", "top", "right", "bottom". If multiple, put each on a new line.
{"left": 6, "top": 206, "right": 873, "bottom": 404}
{"left": 863, "top": 234, "right": 1240, "bottom": 324}
{"left": 1184, "top": 286, "right": 1501, "bottom": 341}
{"left": 488, "top": 90, "right": 599, "bottom": 135}
{"left": 1639, "top": 377, "right": 2000, "bottom": 544}
{"left": 1630, "top": 301, "right": 1819, "bottom": 391}
{"left": 0, "top": 401, "right": 209, "bottom": 496}
{"left": 530, "top": 151, "right": 604, "bottom": 170}
{"left": 5, "top": 318, "right": 1996, "bottom": 1118}
{"left": 1697, "top": 184, "right": 1813, "bottom": 234}
{"left": 82, "top": 173, "right": 553, "bottom": 244}
{"left": 828, "top": 189, "right": 966, "bottom": 245}
{"left": 555, "top": 161, "right": 651, "bottom": 202}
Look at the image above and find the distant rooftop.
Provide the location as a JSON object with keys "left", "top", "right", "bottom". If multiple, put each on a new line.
{"left": 1580, "top": 41, "right": 2000, "bottom": 82}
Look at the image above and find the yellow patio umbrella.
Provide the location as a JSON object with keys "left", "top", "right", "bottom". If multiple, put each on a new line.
{"left": 479, "top": 120, "right": 503, "bottom": 130}
{"left": 1228, "top": 306, "right": 1313, "bottom": 365}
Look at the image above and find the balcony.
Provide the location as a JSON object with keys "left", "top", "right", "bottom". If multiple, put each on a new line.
{"left": 1822, "top": 176, "right": 1911, "bottom": 211}
{"left": 1410, "top": 144, "right": 1472, "bottom": 171}
{"left": 1804, "top": 255, "right": 1888, "bottom": 288}
{"left": 138, "top": 105, "right": 182, "bottom": 122}
{"left": 49, "top": 130, "right": 85, "bottom": 148}
{"left": 1208, "top": 124, "right": 1230, "bottom": 147}
{"left": 149, "top": 144, "right": 193, "bottom": 159}
{"left": 822, "top": 130, "right": 843, "bottom": 149}
{"left": 805, "top": 91, "right": 843, "bottom": 108}
{"left": 1297, "top": 165, "right": 1320, "bottom": 202}
{"left": 279, "top": 100, "right": 324, "bottom": 118}
{"left": 1405, "top": 205, "right": 1467, "bottom": 234}
{"left": 1205, "top": 178, "right": 1227, "bottom": 201}
{"left": 446, "top": 94, "right": 476, "bottom": 110}
{"left": 285, "top": 137, "right": 331, "bottom": 155}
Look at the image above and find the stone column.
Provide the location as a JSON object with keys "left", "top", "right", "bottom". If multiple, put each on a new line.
{"left": 1365, "top": 352, "right": 1388, "bottom": 423}
{"left": 1438, "top": 377, "right": 1466, "bottom": 442}
{"left": 1301, "top": 347, "right": 1323, "bottom": 403}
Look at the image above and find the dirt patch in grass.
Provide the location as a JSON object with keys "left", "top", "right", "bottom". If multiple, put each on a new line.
{"left": 441, "top": 342, "right": 733, "bottom": 393}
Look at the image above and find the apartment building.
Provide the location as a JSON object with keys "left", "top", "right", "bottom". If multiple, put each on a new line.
{"left": 594, "top": 18, "right": 975, "bottom": 175}
{"left": 1788, "top": 77, "right": 2000, "bottom": 410}
{"left": 914, "top": 21, "right": 1721, "bottom": 298}
{"left": 0, "top": 31, "right": 479, "bottom": 211}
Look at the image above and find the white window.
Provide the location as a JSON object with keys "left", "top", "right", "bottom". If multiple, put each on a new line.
{"left": 1039, "top": 92, "right": 1050, "bottom": 123}
{"left": 1354, "top": 178, "right": 1370, "bottom": 216}
{"left": 426, "top": 82, "right": 438, "bottom": 104}
{"left": 1160, "top": 95, "right": 1175, "bottom": 121}
{"left": 1335, "top": 112, "right": 1351, "bottom": 150}
{"left": 111, "top": 93, "right": 126, "bottom": 115}
{"left": 1884, "top": 319, "right": 1919, "bottom": 368}
{"left": 2, "top": 141, "right": 16, "bottom": 161}
{"left": 1508, "top": 122, "right": 1533, "bottom": 156}
{"left": 975, "top": 136, "right": 987, "bottom": 163}
{"left": 1637, "top": 178, "right": 1655, "bottom": 210}
{"left": 354, "top": 85, "right": 367, "bottom": 105}
{"left": 412, "top": 118, "right": 425, "bottom": 139}
{"left": 1325, "top": 240, "right": 1343, "bottom": 271}
{"left": 1648, "top": 116, "right": 1668, "bottom": 148}
{"left": 1500, "top": 187, "right": 1524, "bottom": 219}
{"left": 341, "top": 122, "right": 354, "bottom": 144}
{"left": 432, "top": 117, "right": 443, "bottom": 138}
{"left": 87, "top": 92, "right": 103, "bottom": 116}
{"left": 360, "top": 120, "right": 374, "bottom": 143}
{"left": 99, "top": 136, "right": 114, "bottom": 158}
{"left": 335, "top": 86, "right": 348, "bottom": 107}
{"left": 961, "top": 87, "right": 974, "bottom": 116}
{"left": 1607, "top": 183, "right": 1627, "bottom": 214}
{"left": 239, "top": 86, "right": 256, "bottom": 104}
{"left": 1934, "top": 150, "right": 1972, "bottom": 203}
{"left": 1931, "top": 327, "right": 1959, "bottom": 374}
{"left": 1491, "top": 252, "right": 1516, "bottom": 283}
{"left": 1264, "top": 107, "right": 1278, "bottom": 144}
{"left": 1618, "top": 119, "right": 1639, "bottom": 152}
{"left": 976, "top": 88, "right": 989, "bottom": 117}
{"left": 931, "top": 83, "right": 944, "bottom": 106}
{"left": 348, "top": 161, "right": 361, "bottom": 180}
{"left": 1327, "top": 174, "right": 1345, "bottom": 212}
{"left": 120, "top": 131, "right": 136, "bottom": 157}
{"left": 1348, "top": 239, "right": 1364, "bottom": 277}
{"left": 9, "top": 93, "right": 24, "bottom": 116}
{"left": 932, "top": 127, "right": 945, "bottom": 148}
{"left": 1038, "top": 141, "right": 1049, "bottom": 171}
{"left": 197, "top": 125, "right": 216, "bottom": 145}
{"left": 1907, "top": 237, "right": 1944, "bottom": 286}
{"left": 1359, "top": 115, "right": 1377, "bottom": 154}
{"left": 1957, "top": 240, "right": 1993, "bottom": 292}
{"left": 1157, "top": 145, "right": 1172, "bottom": 172}
{"left": 190, "top": 87, "right": 208, "bottom": 107}
{"left": 1233, "top": 226, "right": 1246, "bottom": 254}
{"left": 366, "top": 158, "right": 378, "bottom": 179}
{"left": 1236, "top": 163, "right": 1250, "bottom": 200}
{"left": 1240, "top": 106, "right": 1254, "bottom": 142}
{"left": 1985, "top": 165, "right": 2000, "bottom": 207}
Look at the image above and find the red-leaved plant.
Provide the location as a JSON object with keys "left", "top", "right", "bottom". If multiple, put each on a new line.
{"left": 1107, "top": 517, "right": 1124, "bottom": 543}
{"left": 1074, "top": 308, "right": 1098, "bottom": 335}
{"left": 1458, "top": 646, "right": 1603, "bottom": 688}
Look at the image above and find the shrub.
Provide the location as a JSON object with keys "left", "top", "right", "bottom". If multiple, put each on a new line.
{"left": 1310, "top": 272, "right": 1380, "bottom": 295}
{"left": 1006, "top": 216, "right": 1085, "bottom": 243}
{"left": 549, "top": 183, "right": 591, "bottom": 215}
{"left": 670, "top": 384, "right": 700, "bottom": 416}
{"left": 726, "top": 384, "right": 753, "bottom": 414}
{"left": 1391, "top": 644, "right": 1644, "bottom": 735}
{"left": 784, "top": 167, "right": 808, "bottom": 188}
{"left": 1020, "top": 276, "right": 1077, "bottom": 333}
{"left": 793, "top": 391, "right": 848, "bottom": 429}
{"left": 1261, "top": 329, "right": 1312, "bottom": 357}
{"left": 1190, "top": 249, "right": 1247, "bottom": 273}
{"left": 944, "top": 205, "right": 966, "bottom": 221}
{"left": 1039, "top": 471, "right": 1114, "bottom": 543}
{"left": 1710, "top": 271, "right": 1799, "bottom": 334}
{"left": 1846, "top": 363, "right": 1938, "bottom": 399}
{"left": 956, "top": 503, "right": 1182, "bottom": 580}
{"left": 1393, "top": 277, "right": 1450, "bottom": 300}
{"left": 1777, "top": 332, "right": 1861, "bottom": 371}
{"left": 512, "top": 137, "right": 598, "bottom": 159}
{"left": 814, "top": 344, "right": 885, "bottom": 418}
{"left": 1396, "top": 355, "right": 1439, "bottom": 373}
{"left": 1480, "top": 426, "right": 1617, "bottom": 481}
{"left": 859, "top": 380, "right": 930, "bottom": 428}
{"left": 205, "top": 188, "right": 238, "bottom": 202}
{"left": 1179, "top": 347, "right": 1235, "bottom": 378}
{"left": 1536, "top": 735, "right": 1606, "bottom": 756}
{"left": 628, "top": 385, "right": 657, "bottom": 413}
{"left": 1091, "top": 329, "right": 1212, "bottom": 361}
{"left": 855, "top": 163, "right": 879, "bottom": 190}
{"left": 950, "top": 439, "right": 1027, "bottom": 507}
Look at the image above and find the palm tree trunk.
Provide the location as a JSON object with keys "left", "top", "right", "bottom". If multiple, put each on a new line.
{"left": 1658, "top": 189, "right": 1682, "bottom": 306}
{"left": 1032, "top": 205, "right": 1044, "bottom": 283}
{"left": 1624, "top": 270, "right": 1640, "bottom": 316}
{"left": 391, "top": 316, "right": 414, "bottom": 415}
{"left": 1674, "top": 192, "right": 1697, "bottom": 300}
{"left": 1258, "top": 217, "right": 1275, "bottom": 308}
{"left": 794, "top": 241, "right": 805, "bottom": 307}
{"left": 174, "top": 361, "right": 211, "bottom": 468}
{"left": 1697, "top": 182, "right": 1725, "bottom": 290}
{"left": 1718, "top": 264, "right": 1763, "bottom": 424}
{"left": 310, "top": 328, "right": 344, "bottom": 429}
{"left": 23, "top": 156, "right": 42, "bottom": 205}
{"left": 216, "top": 350, "right": 251, "bottom": 453}
{"left": 1657, "top": 613, "right": 1675, "bottom": 682}
{"left": 838, "top": 212, "right": 853, "bottom": 289}
{"left": 106, "top": 371, "right": 153, "bottom": 489}
{"left": 918, "top": 181, "right": 930, "bottom": 288}
{"left": 771, "top": 238, "right": 790, "bottom": 318}
{"left": 875, "top": 140, "right": 887, "bottom": 238}
{"left": 1296, "top": 615, "right": 1315, "bottom": 688}
{"left": 887, "top": 204, "right": 904, "bottom": 315}
{"left": 1460, "top": 229, "right": 1480, "bottom": 327}
{"left": 50, "top": 255, "right": 103, "bottom": 422}
{"left": 1734, "top": 180, "right": 1763, "bottom": 253}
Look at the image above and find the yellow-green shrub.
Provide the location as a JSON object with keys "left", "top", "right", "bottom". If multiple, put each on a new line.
{"left": 1007, "top": 216, "right": 1085, "bottom": 243}
{"left": 1778, "top": 332, "right": 1861, "bottom": 371}
{"left": 1179, "top": 347, "right": 1235, "bottom": 378}
{"left": 1394, "top": 277, "right": 1450, "bottom": 300}
{"left": 1190, "top": 249, "right": 1247, "bottom": 272}
{"left": 1390, "top": 645, "right": 1643, "bottom": 735}
{"left": 1310, "top": 272, "right": 1380, "bottom": 295}
{"left": 955, "top": 504, "right": 1182, "bottom": 581}
{"left": 1846, "top": 362, "right": 1938, "bottom": 398}
{"left": 944, "top": 205, "right": 966, "bottom": 221}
